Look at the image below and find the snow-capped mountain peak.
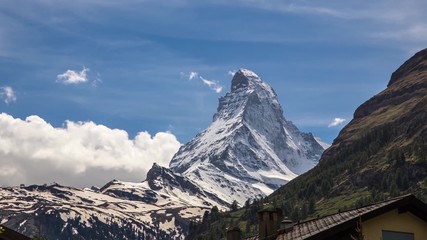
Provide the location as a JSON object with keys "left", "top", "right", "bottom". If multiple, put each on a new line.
{"left": 231, "top": 68, "right": 263, "bottom": 91}
{"left": 170, "top": 69, "right": 326, "bottom": 204}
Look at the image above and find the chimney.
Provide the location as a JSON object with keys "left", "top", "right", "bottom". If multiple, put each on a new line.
{"left": 258, "top": 208, "right": 283, "bottom": 240}
{"left": 279, "top": 217, "right": 294, "bottom": 233}
{"left": 226, "top": 226, "right": 241, "bottom": 240}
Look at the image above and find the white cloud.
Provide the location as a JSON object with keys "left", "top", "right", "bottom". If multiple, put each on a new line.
{"left": 0, "top": 86, "right": 16, "bottom": 104}
{"left": 181, "top": 71, "right": 223, "bottom": 93}
{"left": 328, "top": 117, "right": 346, "bottom": 127}
{"left": 189, "top": 71, "right": 199, "bottom": 80}
{"left": 180, "top": 71, "right": 199, "bottom": 80}
{"left": 0, "top": 113, "right": 181, "bottom": 187}
{"left": 57, "top": 66, "right": 90, "bottom": 84}
{"left": 200, "top": 76, "right": 223, "bottom": 93}
{"left": 228, "top": 70, "right": 236, "bottom": 76}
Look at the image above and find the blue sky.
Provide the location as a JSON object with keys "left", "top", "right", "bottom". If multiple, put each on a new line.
{"left": 1, "top": 0, "right": 427, "bottom": 186}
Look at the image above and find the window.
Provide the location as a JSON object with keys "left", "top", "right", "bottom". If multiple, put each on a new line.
{"left": 382, "top": 230, "right": 414, "bottom": 240}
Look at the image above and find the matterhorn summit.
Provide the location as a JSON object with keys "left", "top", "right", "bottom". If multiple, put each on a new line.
{"left": 170, "top": 69, "right": 327, "bottom": 204}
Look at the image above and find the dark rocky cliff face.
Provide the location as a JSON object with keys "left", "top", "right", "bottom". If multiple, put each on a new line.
{"left": 331, "top": 48, "right": 427, "bottom": 148}
{"left": 389, "top": 48, "right": 427, "bottom": 87}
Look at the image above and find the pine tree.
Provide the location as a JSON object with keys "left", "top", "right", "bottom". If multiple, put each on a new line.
{"left": 230, "top": 200, "right": 239, "bottom": 211}
{"left": 244, "top": 198, "right": 251, "bottom": 208}
{"left": 308, "top": 198, "right": 316, "bottom": 215}
{"left": 350, "top": 217, "right": 365, "bottom": 240}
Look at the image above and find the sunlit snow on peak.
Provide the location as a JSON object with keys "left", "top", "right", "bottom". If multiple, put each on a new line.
{"left": 238, "top": 68, "right": 260, "bottom": 79}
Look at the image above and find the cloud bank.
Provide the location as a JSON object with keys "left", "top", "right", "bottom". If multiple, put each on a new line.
{"left": 328, "top": 117, "right": 346, "bottom": 127}
{"left": 57, "top": 67, "right": 90, "bottom": 84}
{"left": 0, "top": 113, "right": 181, "bottom": 187}
{"left": 0, "top": 86, "right": 16, "bottom": 104}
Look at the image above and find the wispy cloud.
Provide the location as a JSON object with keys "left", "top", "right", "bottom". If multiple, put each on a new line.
{"left": 228, "top": 70, "right": 236, "bottom": 76}
{"left": 373, "top": 24, "right": 427, "bottom": 43}
{"left": 189, "top": 71, "right": 199, "bottom": 80}
{"left": 200, "top": 76, "right": 223, "bottom": 93}
{"left": 181, "top": 71, "right": 223, "bottom": 93}
{"left": 283, "top": 3, "right": 347, "bottom": 18}
{"left": 230, "top": 1, "right": 347, "bottom": 18}
{"left": 180, "top": 71, "right": 199, "bottom": 80}
{"left": 0, "top": 86, "right": 16, "bottom": 104}
{"left": 0, "top": 113, "right": 181, "bottom": 187}
{"left": 229, "top": 0, "right": 427, "bottom": 49}
{"left": 91, "top": 72, "right": 103, "bottom": 87}
{"left": 235, "top": 0, "right": 423, "bottom": 22}
{"left": 328, "top": 117, "right": 346, "bottom": 128}
{"left": 57, "top": 67, "right": 90, "bottom": 84}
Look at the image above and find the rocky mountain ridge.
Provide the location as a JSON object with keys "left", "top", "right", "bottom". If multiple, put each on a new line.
{"left": 0, "top": 164, "right": 227, "bottom": 240}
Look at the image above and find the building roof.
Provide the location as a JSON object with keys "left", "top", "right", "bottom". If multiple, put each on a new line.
{"left": 244, "top": 194, "right": 427, "bottom": 240}
{"left": 245, "top": 235, "right": 259, "bottom": 240}
{"left": 276, "top": 194, "right": 427, "bottom": 240}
